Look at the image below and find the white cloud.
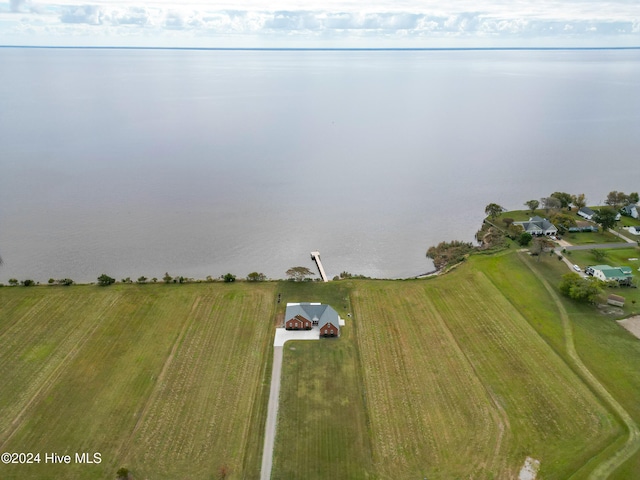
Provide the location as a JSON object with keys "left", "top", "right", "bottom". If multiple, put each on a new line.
{"left": 1, "top": 1, "right": 639, "bottom": 46}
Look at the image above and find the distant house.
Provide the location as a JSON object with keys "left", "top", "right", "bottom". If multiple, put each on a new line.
{"left": 578, "top": 207, "right": 596, "bottom": 220}
{"left": 568, "top": 225, "right": 599, "bottom": 233}
{"left": 586, "top": 265, "right": 634, "bottom": 286}
{"left": 621, "top": 204, "right": 639, "bottom": 219}
{"left": 607, "top": 294, "right": 625, "bottom": 307}
{"left": 284, "top": 302, "right": 340, "bottom": 337}
{"left": 514, "top": 216, "right": 558, "bottom": 236}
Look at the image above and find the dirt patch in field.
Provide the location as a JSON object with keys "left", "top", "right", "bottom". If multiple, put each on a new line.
{"left": 618, "top": 316, "right": 640, "bottom": 340}
{"left": 597, "top": 304, "right": 624, "bottom": 316}
{"left": 518, "top": 457, "right": 540, "bottom": 480}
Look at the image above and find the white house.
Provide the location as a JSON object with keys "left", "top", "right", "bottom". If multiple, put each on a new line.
{"left": 587, "top": 265, "right": 634, "bottom": 285}
{"left": 621, "top": 204, "right": 639, "bottom": 219}
{"left": 514, "top": 216, "right": 558, "bottom": 236}
{"left": 577, "top": 207, "right": 596, "bottom": 220}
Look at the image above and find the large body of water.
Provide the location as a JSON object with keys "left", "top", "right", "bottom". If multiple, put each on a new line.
{"left": 1, "top": 48, "right": 639, "bottom": 283}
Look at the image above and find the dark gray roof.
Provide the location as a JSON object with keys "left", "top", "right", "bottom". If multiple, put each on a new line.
{"left": 284, "top": 303, "right": 340, "bottom": 330}
{"left": 579, "top": 207, "right": 595, "bottom": 215}
{"left": 621, "top": 205, "right": 637, "bottom": 215}
{"left": 515, "top": 216, "right": 557, "bottom": 233}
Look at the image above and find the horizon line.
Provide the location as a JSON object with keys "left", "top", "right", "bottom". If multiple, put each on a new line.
{"left": 1, "top": 45, "right": 640, "bottom": 52}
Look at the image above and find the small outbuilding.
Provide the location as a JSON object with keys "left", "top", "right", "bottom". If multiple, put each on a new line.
{"left": 607, "top": 294, "right": 625, "bottom": 307}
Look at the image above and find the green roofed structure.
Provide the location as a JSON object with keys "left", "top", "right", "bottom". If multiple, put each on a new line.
{"left": 586, "top": 265, "right": 634, "bottom": 286}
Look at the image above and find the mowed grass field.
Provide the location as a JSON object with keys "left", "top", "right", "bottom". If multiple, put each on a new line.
{"left": 351, "top": 263, "right": 621, "bottom": 479}
{"left": 503, "top": 251, "right": 640, "bottom": 478}
{"left": 3, "top": 252, "right": 640, "bottom": 479}
{"left": 0, "top": 282, "right": 276, "bottom": 480}
{"left": 271, "top": 281, "right": 375, "bottom": 479}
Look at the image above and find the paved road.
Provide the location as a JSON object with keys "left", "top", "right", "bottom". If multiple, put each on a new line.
{"left": 260, "top": 346, "right": 283, "bottom": 480}
{"left": 608, "top": 228, "right": 636, "bottom": 244}
{"left": 554, "top": 249, "right": 588, "bottom": 277}
{"left": 261, "top": 328, "right": 322, "bottom": 480}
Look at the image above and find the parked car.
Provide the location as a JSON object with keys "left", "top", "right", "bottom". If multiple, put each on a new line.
{"left": 573, "top": 265, "right": 581, "bottom": 272}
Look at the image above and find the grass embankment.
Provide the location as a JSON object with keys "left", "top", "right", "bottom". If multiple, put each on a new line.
{"left": 502, "top": 252, "right": 640, "bottom": 477}
{"left": 0, "top": 282, "right": 275, "bottom": 480}
{"left": 352, "top": 263, "right": 619, "bottom": 479}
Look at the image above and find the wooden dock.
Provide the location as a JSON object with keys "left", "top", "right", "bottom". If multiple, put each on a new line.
{"left": 310, "top": 251, "right": 329, "bottom": 282}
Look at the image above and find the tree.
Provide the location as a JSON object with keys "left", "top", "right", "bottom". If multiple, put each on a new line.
{"left": 559, "top": 273, "right": 603, "bottom": 303}
{"left": 524, "top": 200, "right": 539, "bottom": 214}
{"left": 247, "top": 272, "right": 266, "bottom": 281}
{"left": 605, "top": 191, "right": 628, "bottom": 209}
{"left": 550, "top": 192, "right": 573, "bottom": 209}
{"left": 8, "top": 278, "right": 18, "bottom": 286}
{"left": 116, "top": 467, "right": 130, "bottom": 480}
{"left": 151, "top": 277, "right": 158, "bottom": 283}
{"left": 285, "top": 266, "right": 315, "bottom": 282}
{"left": 137, "top": 276, "right": 147, "bottom": 284}
{"left": 589, "top": 249, "right": 607, "bottom": 262}
{"left": 548, "top": 212, "right": 577, "bottom": 233}
{"left": 530, "top": 236, "right": 554, "bottom": 261}
{"left": 223, "top": 273, "right": 236, "bottom": 283}
{"left": 21, "top": 279, "right": 35, "bottom": 286}
{"left": 426, "top": 241, "right": 476, "bottom": 269}
{"left": 593, "top": 207, "right": 618, "bottom": 230}
{"left": 97, "top": 274, "right": 115, "bottom": 286}
{"left": 629, "top": 192, "right": 640, "bottom": 204}
{"left": 48, "top": 278, "right": 55, "bottom": 284}
{"left": 58, "top": 278, "right": 74, "bottom": 286}
{"left": 572, "top": 193, "right": 587, "bottom": 210}
{"left": 163, "top": 272, "right": 173, "bottom": 284}
{"left": 541, "top": 196, "right": 562, "bottom": 212}
{"left": 484, "top": 203, "right": 504, "bottom": 220}
{"left": 517, "top": 232, "right": 533, "bottom": 246}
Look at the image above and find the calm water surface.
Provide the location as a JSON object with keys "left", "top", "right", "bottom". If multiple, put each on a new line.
{"left": 1, "top": 48, "right": 640, "bottom": 282}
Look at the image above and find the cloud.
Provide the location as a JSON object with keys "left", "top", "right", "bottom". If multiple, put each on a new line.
{"left": 1, "top": 1, "right": 636, "bottom": 46}
{"left": 60, "top": 5, "right": 103, "bottom": 25}
{"left": 10, "top": 0, "right": 29, "bottom": 13}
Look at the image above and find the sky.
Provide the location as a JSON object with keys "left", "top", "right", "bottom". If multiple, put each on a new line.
{"left": 1, "top": 0, "right": 639, "bottom": 48}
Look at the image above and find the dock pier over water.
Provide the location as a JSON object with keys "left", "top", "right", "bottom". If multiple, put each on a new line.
{"left": 310, "top": 251, "right": 329, "bottom": 282}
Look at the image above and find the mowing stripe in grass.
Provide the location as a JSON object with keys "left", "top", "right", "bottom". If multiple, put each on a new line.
{"left": 518, "top": 253, "right": 640, "bottom": 479}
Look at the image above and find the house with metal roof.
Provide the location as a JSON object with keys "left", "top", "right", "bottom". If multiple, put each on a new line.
{"left": 284, "top": 303, "right": 340, "bottom": 337}
{"left": 587, "top": 265, "right": 634, "bottom": 286}
{"left": 514, "top": 216, "right": 558, "bottom": 236}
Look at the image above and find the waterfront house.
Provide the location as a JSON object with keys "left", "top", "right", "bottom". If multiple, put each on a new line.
{"left": 284, "top": 302, "right": 340, "bottom": 337}
{"left": 514, "top": 216, "right": 558, "bottom": 236}
{"left": 578, "top": 207, "right": 596, "bottom": 220}
{"left": 621, "top": 204, "right": 639, "bottom": 219}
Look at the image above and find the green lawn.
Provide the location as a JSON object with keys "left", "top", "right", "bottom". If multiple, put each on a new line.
{"left": 0, "top": 282, "right": 276, "bottom": 480}
{"left": 3, "top": 256, "right": 640, "bottom": 479}
{"left": 510, "top": 251, "right": 640, "bottom": 478}
{"left": 563, "top": 229, "right": 625, "bottom": 245}
{"left": 352, "top": 263, "right": 620, "bottom": 479}
{"left": 272, "top": 326, "right": 374, "bottom": 479}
